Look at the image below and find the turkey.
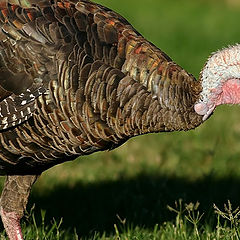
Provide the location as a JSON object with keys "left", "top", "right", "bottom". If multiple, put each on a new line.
{"left": 0, "top": 0, "right": 230, "bottom": 239}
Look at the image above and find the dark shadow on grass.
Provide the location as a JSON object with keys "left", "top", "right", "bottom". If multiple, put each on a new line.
{"left": 19, "top": 173, "right": 240, "bottom": 237}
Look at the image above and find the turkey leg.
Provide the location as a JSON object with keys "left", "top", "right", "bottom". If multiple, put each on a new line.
{"left": 0, "top": 175, "right": 38, "bottom": 240}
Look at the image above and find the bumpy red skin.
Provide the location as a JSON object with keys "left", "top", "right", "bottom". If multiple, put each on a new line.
{"left": 0, "top": 207, "right": 23, "bottom": 240}
{"left": 217, "top": 79, "right": 240, "bottom": 105}
{"left": 195, "top": 78, "right": 240, "bottom": 120}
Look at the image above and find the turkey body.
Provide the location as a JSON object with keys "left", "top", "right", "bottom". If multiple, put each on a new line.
{"left": 0, "top": 0, "right": 202, "bottom": 175}
{"left": 0, "top": 0, "right": 203, "bottom": 239}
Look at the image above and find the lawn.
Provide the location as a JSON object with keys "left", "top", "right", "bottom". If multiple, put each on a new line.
{"left": 1, "top": 0, "right": 240, "bottom": 239}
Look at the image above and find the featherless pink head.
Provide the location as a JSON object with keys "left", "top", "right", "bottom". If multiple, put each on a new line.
{"left": 194, "top": 44, "right": 240, "bottom": 121}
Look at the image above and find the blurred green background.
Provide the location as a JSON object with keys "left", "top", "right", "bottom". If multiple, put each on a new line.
{"left": 2, "top": 0, "right": 240, "bottom": 238}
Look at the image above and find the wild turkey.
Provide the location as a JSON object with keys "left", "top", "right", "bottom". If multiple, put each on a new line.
{"left": 0, "top": 0, "right": 235, "bottom": 239}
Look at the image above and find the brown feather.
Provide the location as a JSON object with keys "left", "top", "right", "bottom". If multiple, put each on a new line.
{"left": 0, "top": 1, "right": 203, "bottom": 238}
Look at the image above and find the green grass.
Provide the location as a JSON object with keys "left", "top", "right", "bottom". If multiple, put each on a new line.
{"left": 1, "top": 0, "right": 240, "bottom": 239}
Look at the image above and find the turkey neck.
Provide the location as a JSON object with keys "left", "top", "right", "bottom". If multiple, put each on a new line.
{"left": 120, "top": 43, "right": 203, "bottom": 134}
{"left": 106, "top": 58, "right": 203, "bottom": 138}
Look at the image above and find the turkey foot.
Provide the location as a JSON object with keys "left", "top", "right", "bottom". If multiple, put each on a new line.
{"left": 0, "top": 175, "right": 38, "bottom": 240}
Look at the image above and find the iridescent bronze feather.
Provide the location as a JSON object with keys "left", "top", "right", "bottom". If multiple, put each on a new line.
{"left": 0, "top": 0, "right": 204, "bottom": 239}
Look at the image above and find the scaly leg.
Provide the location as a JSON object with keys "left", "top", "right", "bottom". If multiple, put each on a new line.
{"left": 0, "top": 175, "right": 38, "bottom": 240}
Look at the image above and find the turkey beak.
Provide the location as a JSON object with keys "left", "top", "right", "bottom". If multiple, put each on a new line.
{"left": 194, "top": 102, "right": 215, "bottom": 121}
